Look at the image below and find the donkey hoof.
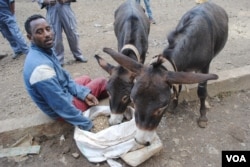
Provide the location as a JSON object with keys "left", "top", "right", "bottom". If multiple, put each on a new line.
{"left": 198, "top": 118, "right": 208, "bottom": 128}
{"left": 170, "top": 99, "right": 178, "bottom": 109}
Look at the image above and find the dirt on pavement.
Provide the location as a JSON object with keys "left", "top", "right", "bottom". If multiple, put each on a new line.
{"left": 0, "top": 0, "right": 250, "bottom": 167}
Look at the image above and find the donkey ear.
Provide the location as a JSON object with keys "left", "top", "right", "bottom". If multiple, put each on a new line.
{"left": 103, "top": 47, "right": 144, "bottom": 75}
{"left": 165, "top": 71, "right": 218, "bottom": 84}
{"left": 94, "top": 54, "right": 115, "bottom": 75}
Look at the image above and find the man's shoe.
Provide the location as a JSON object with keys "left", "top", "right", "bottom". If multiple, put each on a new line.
{"left": 149, "top": 18, "right": 156, "bottom": 24}
{"left": 76, "top": 56, "right": 88, "bottom": 63}
{"left": 0, "top": 54, "right": 8, "bottom": 60}
{"left": 13, "top": 53, "right": 24, "bottom": 59}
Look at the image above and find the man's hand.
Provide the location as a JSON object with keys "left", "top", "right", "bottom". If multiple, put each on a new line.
{"left": 84, "top": 93, "right": 99, "bottom": 106}
{"left": 57, "top": 0, "right": 71, "bottom": 4}
{"left": 43, "top": 0, "right": 56, "bottom": 6}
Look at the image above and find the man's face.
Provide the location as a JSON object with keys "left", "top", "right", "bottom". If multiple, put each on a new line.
{"left": 28, "top": 18, "right": 54, "bottom": 49}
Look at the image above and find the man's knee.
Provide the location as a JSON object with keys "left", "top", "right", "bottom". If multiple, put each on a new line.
{"left": 97, "top": 77, "right": 107, "bottom": 86}
{"left": 75, "top": 75, "right": 91, "bottom": 84}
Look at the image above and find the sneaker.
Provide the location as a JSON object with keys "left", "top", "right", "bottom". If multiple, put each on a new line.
{"left": 75, "top": 56, "right": 88, "bottom": 63}
{"left": 13, "top": 52, "right": 24, "bottom": 59}
{"left": 149, "top": 18, "right": 156, "bottom": 24}
{"left": 0, "top": 54, "right": 8, "bottom": 60}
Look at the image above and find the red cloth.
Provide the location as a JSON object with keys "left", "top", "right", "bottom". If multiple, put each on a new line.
{"left": 73, "top": 75, "right": 108, "bottom": 112}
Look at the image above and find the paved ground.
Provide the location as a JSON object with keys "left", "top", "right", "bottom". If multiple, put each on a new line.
{"left": 0, "top": 0, "right": 250, "bottom": 166}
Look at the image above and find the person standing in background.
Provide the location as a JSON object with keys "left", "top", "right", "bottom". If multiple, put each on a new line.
{"left": 0, "top": 0, "right": 29, "bottom": 59}
{"left": 35, "top": 0, "right": 87, "bottom": 66}
{"left": 136, "top": 0, "right": 156, "bottom": 24}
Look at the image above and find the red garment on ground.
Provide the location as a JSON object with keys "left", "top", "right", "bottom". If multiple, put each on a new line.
{"left": 73, "top": 75, "right": 108, "bottom": 112}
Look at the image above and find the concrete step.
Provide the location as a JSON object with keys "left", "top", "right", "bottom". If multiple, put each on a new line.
{"left": 1, "top": 65, "right": 250, "bottom": 146}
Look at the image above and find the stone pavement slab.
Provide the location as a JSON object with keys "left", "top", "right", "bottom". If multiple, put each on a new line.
{"left": 1, "top": 65, "right": 250, "bottom": 146}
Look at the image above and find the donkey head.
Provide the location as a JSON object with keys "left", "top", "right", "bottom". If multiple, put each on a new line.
{"left": 102, "top": 47, "right": 218, "bottom": 145}
{"left": 95, "top": 54, "right": 135, "bottom": 125}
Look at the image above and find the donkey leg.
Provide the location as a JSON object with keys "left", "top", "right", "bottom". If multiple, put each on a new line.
{"left": 171, "top": 84, "right": 182, "bottom": 109}
{"left": 197, "top": 81, "right": 208, "bottom": 128}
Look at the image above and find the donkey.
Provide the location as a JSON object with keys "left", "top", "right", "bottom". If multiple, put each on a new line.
{"left": 100, "top": 2, "right": 228, "bottom": 145}
{"left": 95, "top": 0, "right": 150, "bottom": 125}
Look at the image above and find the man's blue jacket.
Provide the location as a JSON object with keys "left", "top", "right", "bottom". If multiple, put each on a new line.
{"left": 23, "top": 44, "right": 92, "bottom": 130}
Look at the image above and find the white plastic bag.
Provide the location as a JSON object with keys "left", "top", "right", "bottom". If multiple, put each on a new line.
{"left": 74, "top": 106, "right": 163, "bottom": 167}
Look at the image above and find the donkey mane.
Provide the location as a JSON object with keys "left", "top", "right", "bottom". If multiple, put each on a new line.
{"left": 150, "top": 55, "right": 165, "bottom": 68}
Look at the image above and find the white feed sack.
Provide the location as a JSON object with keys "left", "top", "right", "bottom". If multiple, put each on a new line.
{"left": 74, "top": 106, "right": 163, "bottom": 167}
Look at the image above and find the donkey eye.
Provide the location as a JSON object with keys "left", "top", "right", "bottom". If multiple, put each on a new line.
{"left": 122, "top": 95, "right": 129, "bottom": 103}
{"left": 160, "top": 104, "right": 168, "bottom": 111}
{"left": 154, "top": 105, "right": 168, "bottom": 116}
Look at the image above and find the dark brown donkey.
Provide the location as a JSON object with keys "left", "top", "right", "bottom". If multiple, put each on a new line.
{"left": 100, "top": 2, "right": 228, "bottom": 146}
{"left": 95, "top": 0, "right": 150, "bottom": 125}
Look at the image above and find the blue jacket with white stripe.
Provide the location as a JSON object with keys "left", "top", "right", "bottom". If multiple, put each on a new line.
{"left": 23, "top": 44, "right": 92, "bottom": 130}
